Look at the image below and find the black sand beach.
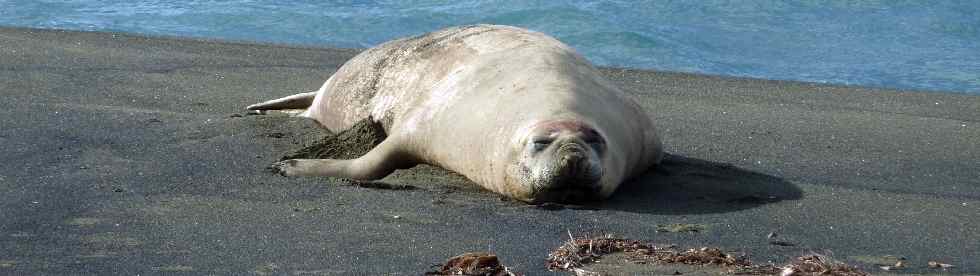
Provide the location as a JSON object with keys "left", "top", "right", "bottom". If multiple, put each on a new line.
{"left": 1, "top": 27, "right": 978, "bottom": 275}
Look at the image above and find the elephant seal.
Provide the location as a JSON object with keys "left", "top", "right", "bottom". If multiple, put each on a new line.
{"left": 247, "top": 24, "right": 663, "bottom": 203}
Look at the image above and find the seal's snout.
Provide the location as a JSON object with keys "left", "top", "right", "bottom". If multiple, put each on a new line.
{"left": 556, "top": 142, "right": 598, "bottom": 179}
{"left": 520, "top": 120, "right": 616, "bottom": 203}
{"left": 559, "top": 143, "right": 585, "bottom": 163}
{"left": 558, "top": 147, "right": 588, "bottom": 178}
{"left": 526, "top": 142, "right": 604, "bottom": 203}
{"left": 558, "top": 142, "right": 586, "bottom": 154}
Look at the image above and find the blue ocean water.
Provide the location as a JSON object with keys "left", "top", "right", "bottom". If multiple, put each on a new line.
{"left": 1, "top": 1, "right": 978, "bottom": 94}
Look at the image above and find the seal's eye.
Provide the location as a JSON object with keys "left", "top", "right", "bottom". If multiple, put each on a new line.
{"left": 531, "top": 138, "right": 552, "bottom": 151}
{"left": 582, "top": 130, "right": 605, "bottom": 152}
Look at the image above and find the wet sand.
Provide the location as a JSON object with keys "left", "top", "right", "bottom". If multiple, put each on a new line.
{"left": 1, "top": 27, "right": 978, "bottom": 275}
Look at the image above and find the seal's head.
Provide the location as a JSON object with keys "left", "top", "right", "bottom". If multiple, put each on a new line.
{"left": 506, "top": 119, "right": 608, "bottom": 203}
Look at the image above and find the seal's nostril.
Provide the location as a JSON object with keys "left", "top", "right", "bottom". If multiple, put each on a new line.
{"left": 560, "top": 155, "right": 586, "bottom": 175}
{"left": 560, "top": 143, "right": 584, "bottom": 151}
{"left": 562, "top": 153, "right": 580, "bottom": 162}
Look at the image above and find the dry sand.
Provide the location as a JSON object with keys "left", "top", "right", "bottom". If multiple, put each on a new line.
{"left": 1, "top": 27, "right": 978, "bottom": 275}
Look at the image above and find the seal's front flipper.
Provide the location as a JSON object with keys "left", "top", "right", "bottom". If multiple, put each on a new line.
{"left": 246, "top": 91, "right": 317, "bottom": 111}
{"left": 269, "top": 138, "right": 415, "bottom": 180}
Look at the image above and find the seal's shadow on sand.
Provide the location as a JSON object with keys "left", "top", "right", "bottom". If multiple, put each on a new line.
{"left": 273, "top": 118, "right": 801, "bottom": 215}
{"left": 601, "top": 153, "right": 802, "bottom": 214}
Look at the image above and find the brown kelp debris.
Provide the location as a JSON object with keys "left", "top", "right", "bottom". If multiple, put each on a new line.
{"left": 546, "top": 234, "right": 750, "bottom": 271}
{"left": 655, "top": 247, "right": 751, "bottom": 267}
{"left": 547, "top": 234, "right": 869, "bottom": 276}
{"left": 546, "top": 235, "right": 639, "bottom": 270}
{"left": 427, "top": 252, "right": 522, "bottom": 276}
{"left": 771, "top": 254, "right": 869, "bottom": 276}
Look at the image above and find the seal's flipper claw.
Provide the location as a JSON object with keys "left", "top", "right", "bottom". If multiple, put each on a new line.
{"left": 267, "top": 160, "right": 294, "bottom": 176}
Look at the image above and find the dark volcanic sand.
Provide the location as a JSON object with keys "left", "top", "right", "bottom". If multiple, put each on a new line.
{"left": 280, "top": 119, "right": 386, "bottom": 161}
{"left": 1, "top": 27, "right": 978, "bottom": 275}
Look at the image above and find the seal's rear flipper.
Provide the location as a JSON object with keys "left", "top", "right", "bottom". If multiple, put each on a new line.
{"left": 246, "top": 91, "right": 317, "bottom": 111}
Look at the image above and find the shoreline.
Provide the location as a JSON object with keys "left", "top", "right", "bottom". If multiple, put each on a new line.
{"left": 5, "top": 25, "right": 976, "bottom": 96}
{"left": 1, "top": 26, "right": 977, "bottom": 274}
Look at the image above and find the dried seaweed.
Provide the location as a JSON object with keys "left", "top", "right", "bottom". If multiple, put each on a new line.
{"left": 547, "top": 233, "right": 750, "bottom": 271}
{"left": 427, "top": 252, "right": 522, "bottom": 276}
{"left": 546, "top": 234, "right": 868, "bottom": 276}
{"left": 773, "top": 254, "right": 869, "bottom": 276}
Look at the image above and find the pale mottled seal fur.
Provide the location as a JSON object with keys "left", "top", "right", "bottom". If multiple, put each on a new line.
{"left": 247, "top": 24, "right": 663, "bottom": 203}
